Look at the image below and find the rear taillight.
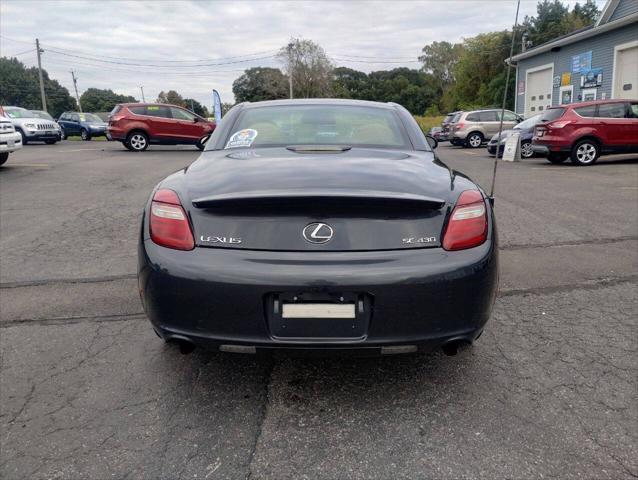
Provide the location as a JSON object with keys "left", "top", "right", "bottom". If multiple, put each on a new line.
{"left": 456, "top": 123, "right": 465, "bottom": 130}
{"left": 150, "top": 189, "right": 194, "bottom": 250}
{"left": 442, "top": 190, "right": 488, "bottom": 251}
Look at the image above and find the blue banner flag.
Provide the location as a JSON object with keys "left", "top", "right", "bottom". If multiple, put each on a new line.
{"left": 212, "top": 90, "right": 222, "bottom": 125}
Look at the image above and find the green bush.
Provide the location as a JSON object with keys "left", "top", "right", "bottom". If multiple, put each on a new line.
{"left": 413, "top": 115, "right": 445, "bottom": 134}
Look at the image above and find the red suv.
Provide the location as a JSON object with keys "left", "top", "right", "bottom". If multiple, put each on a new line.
{"left": 532, "top": 99, "right": 638, "bottom": 165}
{"left": 107, "top": 103, "right": 215, "bottom": 152}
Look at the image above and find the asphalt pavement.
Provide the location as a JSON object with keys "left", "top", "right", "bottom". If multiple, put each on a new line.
{"left": 1, "top": 141, "right": 636, "bottom": 479}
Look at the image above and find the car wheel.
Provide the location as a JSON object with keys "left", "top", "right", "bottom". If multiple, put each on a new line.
{"left": 465, "top": 132, "right": 483, "bottom": 148}
{"left": 547, "top": 153, "right": 568, "bottom": 164}
{"left": 18, "top": 129, "right": 28, "bottom": 145}
{"left": 80, "top": 128, "right": 91, "bottom": 141}
{"left": 571, "top": 139, "right": 600, "bottom": 166}
{"left": 122, "top": 141, "right": 134, "bottom": 151}
{"left": 126, "top": 131, "right": 149, "bottom": 152}
{"left": 44, "top": 139, "right": 57, "bottom": 145}
{"left": 520, "top": 141, "right": 534, "bottom": 158}
{"left": 0, "top": 152, "right": 8, "bottom": 166}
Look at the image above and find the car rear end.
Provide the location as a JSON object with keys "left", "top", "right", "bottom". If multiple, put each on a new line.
{"left": 448, "top": 112, "right": 465, "bottom": 145}
{"left": 531, "top": 107, "right": 572, "bottom": 157}
{"left": 139, "top": 183, "right": 497, "bottom": 356}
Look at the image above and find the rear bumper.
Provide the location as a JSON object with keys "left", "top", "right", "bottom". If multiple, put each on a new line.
{"left": 138, "top": 233, "right": 499, "bottom": 353}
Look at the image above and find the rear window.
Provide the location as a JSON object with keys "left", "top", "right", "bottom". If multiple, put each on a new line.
{"left": 128, "top": 106, "right": 146, "bottom": 115}
{"left": 574, "top": 105, "right": 596, "bottom": 118}
{"left": 224, "top": 105, "right": 410, "bottom": 149}
{"left": 540, "top": 108, "right": 565, "bottom": 122}
{"left": 110, "top": 105, "right": 122, "bottom": 115}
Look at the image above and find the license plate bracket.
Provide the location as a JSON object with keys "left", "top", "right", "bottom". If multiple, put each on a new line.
{"left": 267, "top": 292, "right": 372, "bottom": 340}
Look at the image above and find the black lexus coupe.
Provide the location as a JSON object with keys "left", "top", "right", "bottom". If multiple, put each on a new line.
{"left": 138, "top": 99, "right": 498, "bottom": 356}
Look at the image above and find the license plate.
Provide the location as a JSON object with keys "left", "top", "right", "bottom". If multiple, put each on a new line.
{"left": 8, "top": 140, "right": 14, "bottom": 147}
{"left": 45, "top": 131, "right": 53, "bottom": 135}
{"left": 282, "top": 303, "right": 355, "bottom": 319}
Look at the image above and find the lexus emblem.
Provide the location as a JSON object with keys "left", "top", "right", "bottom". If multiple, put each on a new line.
{"left": 302, "top": 222, "right": 334, "bottom": 244}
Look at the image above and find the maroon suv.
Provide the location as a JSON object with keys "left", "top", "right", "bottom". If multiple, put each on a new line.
{"left": 107, "top": 103, "right": 215, "bottom": 152}
{"left": 532, "top": 99, "right": 638, "bottom": 166}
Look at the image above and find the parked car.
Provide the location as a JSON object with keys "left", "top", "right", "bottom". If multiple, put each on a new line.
{"left": 487, "top": 114, "right": 542, "bottom": 158}
{"left": 138, "top": 99, "right": 498, "bottom": 357}
{"left": 107, "top": 103, "right": 216, "bottom": 152}
{"left": 450, "top": 109, "right": 522, "bottom": 148}
{"left": 440, "top": 111, "right": 461, "bottom": 141}
{"left": 1, "top": 106, "right": 61, "bottom": 144}
{"left": 57, "top": 112, "right": 108, "bottom": 140}
{"left": 0, "top": 115, "right": 22, "bottom": 165}
{"left": 532, "top": 100, "right": 638, "bottom": 165}
{"left": 429, "top": 126, "right": 443, "bottom": 141}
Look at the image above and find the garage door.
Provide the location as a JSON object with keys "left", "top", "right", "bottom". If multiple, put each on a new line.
{"left": 614, "top": 44, "right": 638, "bottom": 99}
{"left": 525, "top": 66, "right": 553, "bottom": 117}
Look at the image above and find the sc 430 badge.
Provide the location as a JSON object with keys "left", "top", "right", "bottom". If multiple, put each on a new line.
{"left": 402, "top": 236, "right": 437, "bottom": 244}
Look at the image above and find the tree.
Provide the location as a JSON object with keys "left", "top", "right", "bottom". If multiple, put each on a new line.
{"left": 156, "top": 90, "right": 185, "bottom": 106}
{"left": 418, "top": 41, "right": 464, "bottom": 111}
{"left": 232, "top": 67, "right": 288, "bottom": 103}
{"left": 0, "top": 57, "right": 76, "bottom": 117}
{"left": 277, "top": 38, "right": 333, "bottom": 98}
{"left": 183, "top": 98, "right": 209, "bottom": 117}
{"left": 331, "top": 67, "right": 369, "bottom": 99}
{"left": 448, "top": 31, "right": 516, "bottom": 110}
{"left": 523, "top": 0, "right": 599, "bottom": 47}
{"left": 79, "top": 88, "right": 137, "bottom": 112}
{"left": 331, "top": 67, "right": 437, "bottom": 115}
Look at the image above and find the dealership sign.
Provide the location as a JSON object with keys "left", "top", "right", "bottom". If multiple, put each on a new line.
{"left": 572, "top": 51, "right": 592, "bottom": 73}
{"left": 580, "top": 68, "right": 603, "bottom": 88}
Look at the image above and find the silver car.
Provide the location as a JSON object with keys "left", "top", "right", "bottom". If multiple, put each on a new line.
{"left": 450, "top": 109, "right": 522, "bottom": 148}
{"left": 2, "top": 106, "right": 61, "bottom": 145}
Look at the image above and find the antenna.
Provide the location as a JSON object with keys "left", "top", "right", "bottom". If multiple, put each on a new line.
{"left": 489, "top": 0, "right": 521, "bottom": 199}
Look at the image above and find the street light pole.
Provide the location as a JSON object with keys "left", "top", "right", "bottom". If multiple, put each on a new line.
{"left": 35, "top": 38, "right": 47, "bottom": 111}
{"left": 140, "top": 86, "right": 146, "bottom": 103}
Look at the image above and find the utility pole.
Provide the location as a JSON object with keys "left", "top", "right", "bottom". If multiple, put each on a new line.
{"left": 287, "top": 42, "right": 294, "bottom": 99}
{"left": 139, "top": 86, "right": 146, "bottom": 103}
{"left": 70, "top": 70, "right": 82, "bottom": 112}
{"left": 190, "top": 98, "right": 194, "bottom": 112}
{"left": 35, "top": 38, "right": 47, "bottom": 111}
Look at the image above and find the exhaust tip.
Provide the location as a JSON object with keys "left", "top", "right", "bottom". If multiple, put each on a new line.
{"left": 167, "top": 337, "right": 196, "bottom": 355}
{"left": 441, "top": 340, "right": 471, "bottom": 356}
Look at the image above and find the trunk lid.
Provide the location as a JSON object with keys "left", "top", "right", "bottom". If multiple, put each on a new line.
{"left": 184, "top": 147, "right": 453, "bottom": 251}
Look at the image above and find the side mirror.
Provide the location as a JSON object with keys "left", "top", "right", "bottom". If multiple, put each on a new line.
{"left": 193, "top": 117, "right": 201, "bottom": 123}
{"left": 425, "top": 135, "right": 438, "bottom": 149}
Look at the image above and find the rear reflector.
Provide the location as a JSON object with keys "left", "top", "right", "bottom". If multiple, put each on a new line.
{"left": 442, "top": 189, "right": 488, "bottom": 251}
{"left": 150, "top": 189, "right": 194, "bottom": 250}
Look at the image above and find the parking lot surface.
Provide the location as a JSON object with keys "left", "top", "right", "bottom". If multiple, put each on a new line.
{"left": 1, "top": 142, "right": 636, "bottom": 479}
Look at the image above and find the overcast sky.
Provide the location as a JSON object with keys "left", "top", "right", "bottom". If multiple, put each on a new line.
{"left": 1, "top": 0, "right": 603, "bottom": 110}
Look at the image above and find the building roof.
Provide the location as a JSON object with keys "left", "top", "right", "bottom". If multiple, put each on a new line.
{"left": 510, "top": 0, "right": 637, "bottom": 62}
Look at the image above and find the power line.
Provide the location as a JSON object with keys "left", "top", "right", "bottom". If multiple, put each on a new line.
{"left": 3, "top": 48, "right": 36, "bottom": 57}
{"left": 43, "top": 48, "right": 278, "bottom": 68}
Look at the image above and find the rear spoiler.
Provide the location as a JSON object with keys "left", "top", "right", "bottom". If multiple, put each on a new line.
{"left": 192, "top": 189, "right": 446, "bottom": 209}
